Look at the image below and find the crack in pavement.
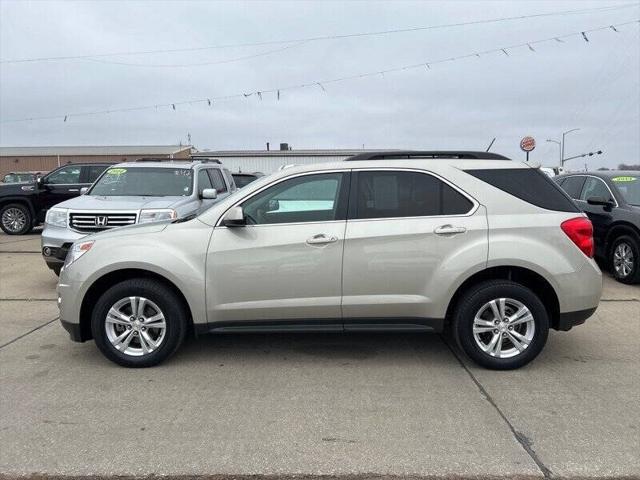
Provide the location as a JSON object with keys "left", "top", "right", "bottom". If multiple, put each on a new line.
{"left": 0, "top": 298, "right": 56, "bottom": 301}
{"left": 440, "top": 335, "right": 553, "bottom": 479}
{"left": 0, "top": 316, "right": 58, "bottom": 350}
{"left": 0, "top": 251, "right": 41, "bottom": 254}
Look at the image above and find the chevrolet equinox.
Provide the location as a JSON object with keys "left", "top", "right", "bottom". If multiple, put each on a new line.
{"left": 57, "top": 151, "right": 602, "bottom": 369}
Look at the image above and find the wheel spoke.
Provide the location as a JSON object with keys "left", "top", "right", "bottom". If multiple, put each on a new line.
{"left": 136, "top": 297, "right": 147, "bottom": 318}
{"left": 129, "top": 297, "right": 138, "bottom": 316}
{"left": 473, "top": 325, "right": 495, "bottom": 334}
{"left": 507, "top": 331, "right": 528, "bottom": 352}
{"left": 106, "top": 308, "right": 131, "bottom": 326}
{"left": 113, "top": 330, "right": 134, "bottom": 351}
{"left": 141, "top": 331, "right": 158, "bottom": 351}
{"left": 488, "top": 300, "right": 502, "bottom": 321}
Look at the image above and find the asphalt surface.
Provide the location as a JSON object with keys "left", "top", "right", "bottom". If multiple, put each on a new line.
{"left": 0, "top": 231, "right": 638, "bottom": 480}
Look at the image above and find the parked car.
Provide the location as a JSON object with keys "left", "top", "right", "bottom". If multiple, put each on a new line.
{"left": 57, "top": 151, "right": 602, "bottom": 369}
{"left": 232, "top": 171, "right": 264, "bottom": 188}
{"left": 42, "top": 161, "right": 236, "bottom": 275}
{"left": 1, "top": 171, "right": 43, "bottom": 184}
{"left": 0, "top": 163, "right": 112, "bottom": 235}
{"left": 555, "top": 171, "right": 640, "bottom": 283}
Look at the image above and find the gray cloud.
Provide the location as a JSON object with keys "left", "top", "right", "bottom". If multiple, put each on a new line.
{"left": 0, "top": 0, "right": 638, "bottom": 169}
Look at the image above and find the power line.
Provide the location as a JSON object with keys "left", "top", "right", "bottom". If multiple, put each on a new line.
{"left": 1, "top": 2, "right": 637, "bottom": 64}
{"left": 2, "top": 19, "right": 638, "bottom": 124}
{"left": 83, "top": 41, "right": 309, "bottom": 68}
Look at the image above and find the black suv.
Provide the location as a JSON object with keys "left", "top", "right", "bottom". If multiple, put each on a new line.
{"left": 0, "top": 163, "right": 112, "bottom": 235}
{"left": 555, "top": 171, "right": 640, "bottom": 284}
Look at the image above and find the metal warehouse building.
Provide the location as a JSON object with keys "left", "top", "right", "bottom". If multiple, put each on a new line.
{"left": 192, "top": 146, "right": 375, "bottom": 174}
{"left": 0, "top": 145, "right": 192, "bottom": 177}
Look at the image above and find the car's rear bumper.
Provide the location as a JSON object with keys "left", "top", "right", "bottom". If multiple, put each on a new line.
{"left": 556, "top": 307, "right": 597, "bottom": 331}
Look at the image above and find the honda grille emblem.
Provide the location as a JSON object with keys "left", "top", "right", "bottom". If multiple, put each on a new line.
{"left": 95, "top": 216, "right": 108, "bottom": 227}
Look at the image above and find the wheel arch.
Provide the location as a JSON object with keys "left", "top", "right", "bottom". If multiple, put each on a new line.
{"left": 78, "top": 268, "right": 194, "bottom": 341}
{"left": 604, "top": 222, "right": 640, "bottom": 256}
{"left": 0, "top": 197, "right": 36, "bottom": 217}
{"left": 445, "top": 266, "right": 561, "bottom": 330}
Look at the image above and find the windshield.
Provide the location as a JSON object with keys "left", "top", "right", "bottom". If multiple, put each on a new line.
{"left": 612, "top": 175, "right": 640, "bottom": 206}
{"left": 233, "top": 174, "right": 259, "bottom": 188}
{"left": 90, "top": 167, "right": 193, "bottom": 197}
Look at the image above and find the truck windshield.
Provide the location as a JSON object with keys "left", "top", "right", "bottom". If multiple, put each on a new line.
{"left": 90, "top": 167, "right": 193, "bottom": 197}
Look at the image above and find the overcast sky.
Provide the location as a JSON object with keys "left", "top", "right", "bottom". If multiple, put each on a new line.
{"left": 0, "top": 0, "right": 638, "bottom": 169}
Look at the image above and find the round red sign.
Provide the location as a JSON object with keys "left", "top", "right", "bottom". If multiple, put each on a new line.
{"left": 520, "top": 136, "right": 536, "bottom": 152}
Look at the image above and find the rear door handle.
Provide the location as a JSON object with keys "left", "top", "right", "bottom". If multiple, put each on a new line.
{"left": 306, "top": 233, "right": 338, "bottom": 245}
{"left": 434, "top": 225, "right": 467, "bottom": 235}
{"left": 68, "top": 189, "right": 80, "bottom": 192}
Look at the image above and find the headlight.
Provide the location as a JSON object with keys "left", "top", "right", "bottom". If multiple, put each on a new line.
{"left": 64, "top": 240, "right": 95, "bottom": 268}
{"left": 138, "top": 208, "right": 177, "bottom": 224}
{"left": 45, "top": 208, "right": 68, "bottom": 227}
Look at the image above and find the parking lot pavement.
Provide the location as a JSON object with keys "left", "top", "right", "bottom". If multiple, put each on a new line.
{"left": 0, "top": 231, "right": 638, "bottom": 479}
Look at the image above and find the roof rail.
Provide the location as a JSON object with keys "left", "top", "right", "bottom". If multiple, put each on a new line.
{"left": 134, "top": 157, "right": 176, "bottom": 162}
{"left": 344, "top": 150, "right": 511, "bottom": 161}
{"left": 192, "top": 158, "right": 222, "bottom": 164}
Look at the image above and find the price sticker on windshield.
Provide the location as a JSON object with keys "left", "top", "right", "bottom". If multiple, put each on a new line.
{"left": 612, "top": 176, "right": 637, "bottom": 182}
{"left": 106, "top": 168, "right": 127, "bottom": 175}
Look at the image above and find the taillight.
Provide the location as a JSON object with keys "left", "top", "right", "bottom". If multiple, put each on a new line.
{"left": 561, "top": 217, "right": 594, "bottom": 258}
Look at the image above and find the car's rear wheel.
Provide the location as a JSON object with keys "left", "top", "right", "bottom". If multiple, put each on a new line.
{"left": 0, "top": 203, "right": 33, "bottom": 235}
{"left": 452, "top": 280, "right": 549, "bottom": 370}
{"left": 610, "top": 235, "right": 640, "bottom": 284}
{"left": 91, "top": 278, "right": 188, "bottom": 367}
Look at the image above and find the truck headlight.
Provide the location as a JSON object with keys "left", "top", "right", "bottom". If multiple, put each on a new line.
{"left": 45, "top": 208, "right": 68, "bottom": 227}
{"left": 138, "top": 208, "right": 177, "bottom": 224}
{"left": 64, "top": 240, "right": 95, "bottom": 268}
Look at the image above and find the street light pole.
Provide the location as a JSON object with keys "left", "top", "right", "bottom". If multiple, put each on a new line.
{"left": 561, "top": 128, "right": 580, "bottom": 167}
{"left": 546, "top": 139, "right": 561, "bottom": 165}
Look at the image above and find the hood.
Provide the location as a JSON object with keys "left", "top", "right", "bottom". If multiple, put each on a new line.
{"left": 83, "top": 219, "right": 171, "bottom": 241}
{"left": 55, "top": 195, "right": 186, "bottom": 210}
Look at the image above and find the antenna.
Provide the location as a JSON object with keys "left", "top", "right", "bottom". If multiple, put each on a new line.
{"left": 486, "top": 138, "right": 496, "bottom": 152}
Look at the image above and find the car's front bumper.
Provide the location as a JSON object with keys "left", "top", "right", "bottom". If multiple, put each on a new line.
{"left": 41, "top": 224, "right": 87, "bottom": 270}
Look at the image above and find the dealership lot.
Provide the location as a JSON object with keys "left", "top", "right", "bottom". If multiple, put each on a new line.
{"left": 0, "top": 232, "right": 638, "bottom": 479}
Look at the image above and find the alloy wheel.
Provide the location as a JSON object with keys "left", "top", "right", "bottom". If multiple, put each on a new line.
{"left": 613, "top": 242, "right": 634, "bottom": 278}
{"left": 472, "top": 298, "right": 535, "bottom": 359}
{"left": 105, "top": 296, "right": 167, "bottom": 357}
{"left": 1, "top": 207, "right": 27, "bottom": 233}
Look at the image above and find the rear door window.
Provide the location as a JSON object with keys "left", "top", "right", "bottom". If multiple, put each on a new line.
{"left": 351, "top": 170, "right": 473, "bottom": 219}
{"left": 85, "top": 165, "right": 109, "bottom": 183}
{"left": 465, "top": 168, "right": 579, "bottom": 212}
{"left": 560, "top": 176, "right": 586, "bottom": 199}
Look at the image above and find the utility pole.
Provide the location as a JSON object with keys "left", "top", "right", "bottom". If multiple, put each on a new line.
{"left": 561, "top": 128, "right": 580, "bottom": 167}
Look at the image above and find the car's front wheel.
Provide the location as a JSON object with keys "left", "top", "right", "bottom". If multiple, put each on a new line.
{"left": 452, "top": 280, "right": 549, "bottom": 370}
{"left": 91, "top": 278, "right": 188, "bottom": 367}
{"left": 610, "top": 235, "right": 640, "bottom": 284}
{"left": 0, "top": 203, "right": 33, "bottom": 235}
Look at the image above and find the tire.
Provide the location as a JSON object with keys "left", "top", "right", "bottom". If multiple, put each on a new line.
{"left": 91, "top": 278, "right": 188, "bottom": 367}
{"left": 452, "top": 280, "right": 549, "bottom": 370}
{"left": 0, "top": 203, "right": 33, "bottom": 235}
{"left": 610, "top": 235, "right": 640, "bottom": 284}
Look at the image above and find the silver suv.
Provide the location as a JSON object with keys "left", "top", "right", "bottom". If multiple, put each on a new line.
{"left": 42, "top": 160, "right": 236, "bottom": 275}
{"left": 56, "top": 151, "right": 602, "bottom": 369}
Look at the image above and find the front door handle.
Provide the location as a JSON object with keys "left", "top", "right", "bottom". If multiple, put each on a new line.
{"left": 434, "top": 224, "right": 467, "bottom": 235}
{"left": 68, "top": 189, "right": 80, "bottom": 192}
{"left": 306, "top": 233, "right": 338, "bottom": 245}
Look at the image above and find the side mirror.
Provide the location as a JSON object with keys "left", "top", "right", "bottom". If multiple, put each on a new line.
{"left": 587, "top": 196, "right": 614, "bottom": 208}
{"left": 267, "top": 199, "right": 280, "bottom": 211}
{"left": 221, "top": 206, "right": 245, "bottom": 227}
{"left": 80, "top": 187, "right": 89, "bottom": 195}
{"left": 201, "top": 188, "right": 217, "bottom": 200}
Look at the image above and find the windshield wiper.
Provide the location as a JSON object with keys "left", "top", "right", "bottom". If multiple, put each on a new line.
{"left": 172, "top": 213, "right": 197, "bottom": 224}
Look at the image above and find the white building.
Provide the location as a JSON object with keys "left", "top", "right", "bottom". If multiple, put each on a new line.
{"left": 192, "top": 146, "right": 383, "bottom": 174}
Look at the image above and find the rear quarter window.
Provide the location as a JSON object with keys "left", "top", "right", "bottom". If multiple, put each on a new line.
{"left": 465, "top": 168, "right": 579, "bottom": 212}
